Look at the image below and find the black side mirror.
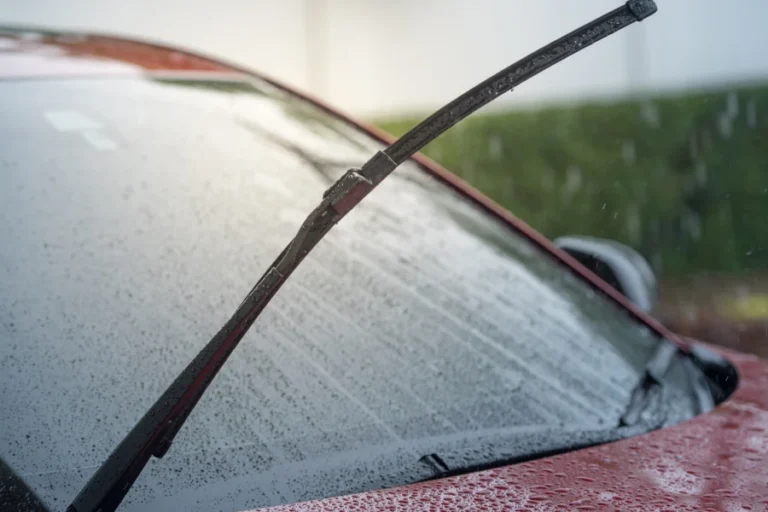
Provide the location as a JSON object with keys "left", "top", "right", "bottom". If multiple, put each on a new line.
{"left": 554, "top": 236, "right": 657, "bottom": 313}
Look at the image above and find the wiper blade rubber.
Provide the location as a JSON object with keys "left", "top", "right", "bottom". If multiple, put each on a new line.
{"left": 68, "top": 2, "right": 657, "bottom": 511}
{"left": 416, "top": 419, "right": 664, "bottom": 484}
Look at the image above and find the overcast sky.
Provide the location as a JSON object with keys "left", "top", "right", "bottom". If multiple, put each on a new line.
{"left": 2, "top": 0, "right": 766, "bottom": 116}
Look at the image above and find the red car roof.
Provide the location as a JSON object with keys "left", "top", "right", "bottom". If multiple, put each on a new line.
{"left": 0, "top": 27, "right": 235, "bottom": 79}
{"left": 5, "top": 26, "right": 767, "bottom": 512}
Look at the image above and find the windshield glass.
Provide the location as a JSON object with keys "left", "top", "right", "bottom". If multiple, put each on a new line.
{"left": 0, "top": 74, "right": 662, "bottom": 511}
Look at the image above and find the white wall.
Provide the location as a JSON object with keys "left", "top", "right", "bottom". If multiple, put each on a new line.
{"left": 2, "top": 0, "right": 767, "bottom": 116}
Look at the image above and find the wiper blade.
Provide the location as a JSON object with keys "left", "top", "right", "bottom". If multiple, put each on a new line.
{"left": 68, "top": 2, "right": 657, "bottom": 511}
{"left": 416, "top": 420, "right": 664, "bottom": 483}
{"left": 420, "top": 340, "right": 691, "bottom": 483}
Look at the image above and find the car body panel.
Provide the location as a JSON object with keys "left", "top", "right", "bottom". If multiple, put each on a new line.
{"left": 1, "top": 27, "right": 766, "bottom": 511}
{"left": 0, "top": 27, "right": 235, "bottom": 79}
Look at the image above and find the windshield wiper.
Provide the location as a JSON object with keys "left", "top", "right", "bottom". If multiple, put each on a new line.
{"left": 67, "top": 2, "right": 657, "bottom": 511}
{"left": 416, "top": 419, "right": 665, "bottom": 483}
{"left": 418, "top": 341, "right": 683, "bottom": 482}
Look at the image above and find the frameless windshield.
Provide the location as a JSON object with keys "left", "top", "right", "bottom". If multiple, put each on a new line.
{"left": 0, "top": 74, "right": 664, "bottom": 511}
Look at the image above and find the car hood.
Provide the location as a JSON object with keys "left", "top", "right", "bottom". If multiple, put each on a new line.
{"left": 258, "top": 343, "right": 768, "bottom": 511}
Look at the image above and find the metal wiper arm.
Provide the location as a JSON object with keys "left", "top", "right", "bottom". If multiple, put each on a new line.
{"left": 619, "top": 338, "right": 678, "bottom": 427}
{"left": 67, "top": 2, "right": 656, "bottom": 511}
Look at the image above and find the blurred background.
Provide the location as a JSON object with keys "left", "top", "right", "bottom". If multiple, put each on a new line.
{"left": 2, "top": 0, "right": 767, "bottom": 356}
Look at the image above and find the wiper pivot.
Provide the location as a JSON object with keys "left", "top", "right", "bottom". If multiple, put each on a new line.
{"left": 619, "top": 340, "right": 678, "bottom": 427}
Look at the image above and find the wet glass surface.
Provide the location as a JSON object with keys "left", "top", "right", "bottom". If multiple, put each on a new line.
{"left": 0, "top": 76, "right": 662, "bottom": 510}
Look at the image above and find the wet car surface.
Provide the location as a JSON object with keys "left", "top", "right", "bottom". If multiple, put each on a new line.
{"left": 0, "top": 72, "right": 670, "bottom": 510}
{"left": 259, "top": 345, "right": 768, "bottom": 512}
{"left": 0, "top": 26, "right": 765, "bottom": 512}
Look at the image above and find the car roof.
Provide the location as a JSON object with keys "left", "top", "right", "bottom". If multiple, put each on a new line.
{"left": 0, "top": 25, "right": 235, "bottom": 79}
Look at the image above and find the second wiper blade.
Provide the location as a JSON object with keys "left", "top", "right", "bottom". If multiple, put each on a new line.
{"left": 68, "top": 2, "right": 657, "bottom": 511}
{"left": 415, "top": 419, "right": 666, "bottom": 484}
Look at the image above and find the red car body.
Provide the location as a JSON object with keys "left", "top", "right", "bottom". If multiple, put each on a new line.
{"left": 1, "top": 28, "right": 767, "bottom": 511}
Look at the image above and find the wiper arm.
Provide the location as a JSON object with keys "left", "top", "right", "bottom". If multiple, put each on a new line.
{"left": 68, "top": 2, "right": 657, "bottom": 511}
{"left": 619, "top": 339, "right": 678, "bottom": 427}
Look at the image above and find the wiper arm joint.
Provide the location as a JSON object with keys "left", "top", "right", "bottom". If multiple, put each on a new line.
{"left": 619, "top": 340, "right": 678, "bottom": 427}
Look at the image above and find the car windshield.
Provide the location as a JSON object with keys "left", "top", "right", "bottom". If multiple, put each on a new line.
{"left": 0, "top": 74, "right": 662, "bottom": 511}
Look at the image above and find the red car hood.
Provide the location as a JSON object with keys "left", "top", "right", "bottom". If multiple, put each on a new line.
{"left": 256, "top": 344, "right": 768, "bottom": 511}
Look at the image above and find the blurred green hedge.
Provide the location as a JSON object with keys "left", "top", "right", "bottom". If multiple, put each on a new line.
{"left": 376, "top": 84, "right": 768, "bottom": 279}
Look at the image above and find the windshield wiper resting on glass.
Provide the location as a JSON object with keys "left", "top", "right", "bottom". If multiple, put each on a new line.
{"left": 67, "top": 2, "right": 658, "bottom": 511}
{"left": 418, "top": 340, "right": 678, "bottom": 483}
{"left": 416, "top": 416, "right": 666, "bottom": 483}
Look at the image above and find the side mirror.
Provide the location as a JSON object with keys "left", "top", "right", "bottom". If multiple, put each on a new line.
{"left": 554, "top": 236, "right": 657, "bottom": 313}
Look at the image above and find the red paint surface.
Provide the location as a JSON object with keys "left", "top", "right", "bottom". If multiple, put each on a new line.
{"left": 0, "top": 29, "right": 234, "bottom": 79}
{"left": 7, "top": 28, "right": 767, "bottom": 510}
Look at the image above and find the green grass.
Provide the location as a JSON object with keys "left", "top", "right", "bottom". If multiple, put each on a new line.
{"left": 375, "top": 83, "right": 768, "bottom": 279}
{"left": 720, "top": 295, "right": 768, "bottom": 321}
